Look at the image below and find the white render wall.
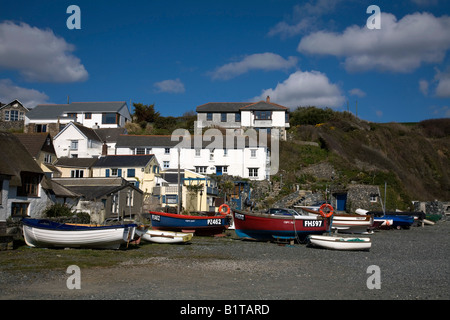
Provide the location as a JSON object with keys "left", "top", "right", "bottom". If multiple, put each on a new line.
{"left": 115, "top": 146, "right": 268, "bottom": 180}
{"left": 53, "top": 124, "right": 103, "bottom": 158}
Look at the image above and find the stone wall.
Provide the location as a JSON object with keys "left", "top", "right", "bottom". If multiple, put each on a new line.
{"left": 346, "top": 184, "right": 382, "bottom": 213}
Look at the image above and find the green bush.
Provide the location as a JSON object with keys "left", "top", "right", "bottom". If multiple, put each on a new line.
{"left": 43, "top": 203, "right": 73, "bottom": 218}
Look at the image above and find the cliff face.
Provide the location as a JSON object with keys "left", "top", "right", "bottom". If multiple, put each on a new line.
{"left": 280, "top": 113, "right": 450, "bottom": 207}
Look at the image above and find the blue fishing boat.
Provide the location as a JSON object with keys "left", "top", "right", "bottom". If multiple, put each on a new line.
{"left": 373, "top": 214, "right": 414, "bottom": 229}
{"left": 149, "top": 211, "right": 231, "bottom": 236}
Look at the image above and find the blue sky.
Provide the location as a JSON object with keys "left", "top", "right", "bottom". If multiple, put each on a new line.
{"left": 1, "top": 0, "right": 449, "bottom": 122}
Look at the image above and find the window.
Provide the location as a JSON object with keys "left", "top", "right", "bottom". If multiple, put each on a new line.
{"left": 235, "top": 113, "right": 241, "bottom": 122}
{"left": 164, "top": 148, "right": 170, "bottom": 154}
{"left": 111, "top": 193, "right": 119, "bottom": 214}
{"left": 71, "top": 154, "right": 78, "bottom": 158}
{"left": 223, "top": 149, "right": 228, "bottom": 156}
{"left": 44, "top": 153, "right": 52, "bottom": 164}
{"left": 251, "top": 149, "right": 257, "bottom": 158}
{"left": 221, "top": 113, "right": 227, "bottom": 122}
{"left": 223, "top": 166, "right": 228, "bottom": 173}
{"left": 195, "top": 166, "right": 207, "bottom": 174}
{"left": 370, "top": 194, "right": 378, "bottom": 202}
{"left": 111, "top": 168, "right": 121, "bottom": 176}
{"left": 127, "top": 169, "right": 135, "bottom": 177}
{"left": 85, "top": 113, "right": 92, "bottom": 119}
{"left": 195, "top": 148, "right": 201, "bottom": 157}
{"left": 17, "top": 173, "right": 40, "bottom": 197}
{"left": 102, "top": 113, "right": 118, "bottom": 124}
{"left": 4, "top": 110, "right": 23, "bottom": 121}
{"left": 35, "top": 124, "right": 47, "bottom": 133}
{"left": 11, "top": 202, "right": 29, "bottom": 217}
{"left": 254, "top": 111, "right": 272, "bottom": 120}
{"left": 206, "top": 113, "right": 213, "bottom": 121}
{"left": 70, "top": 140, "right": 78, "bottom": 150}
{"left": 126, "top": 190, "right": 134, "bottom": 207}
{"left": 165, "top": 195, "right": 178, "bottom": 204}
{"left": 67, "top": 113, "right": 77, "bottom": 119}
{"left": 163, "top": 161, "right": 170, "bottom": 168}
{"left": 71, "top": 170, "right": 84, "bottom": 178}
{"left": 136, "top": 148, "right": 145, "bottom": 155}
{"left": 248, "top": 168, "right": 259, "bottom": 177}
{"left": 209, "top": 149, "right": 214, "bottom": 161}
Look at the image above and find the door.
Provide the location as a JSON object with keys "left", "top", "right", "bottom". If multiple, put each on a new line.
{"left": 216, "top": 166, "right": 222, "bottom": 176}
{"left": 336, "top": 193, "right": 347, "bottom": 211}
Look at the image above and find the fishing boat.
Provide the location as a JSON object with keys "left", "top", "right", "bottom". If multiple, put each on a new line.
{"left": 22, "top": 218, "right": 137, "bottom": 249}
{"left": 231, "top": 208, "right": 329, "bottom": 242}
{"left": 149, "top": 211, "right": 231, "bottom": 236}
{"left": 373, "top": 214, "right": 414, "bottom": 229}
{"left": 136, "top": 227, "right": 193, "bottom": 244}
{"left": 297, "top": 206, "right": 373, "bottom": 233}
{"left": 308, "top": 235, "right": 371, "bottom": 251}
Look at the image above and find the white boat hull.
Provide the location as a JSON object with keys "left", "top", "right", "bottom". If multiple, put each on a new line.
{"left": 308, "top": 235, "right": 371, "bottom": 251}
{"left": 137, "top": 229, "right": 193, "bottom": 244}
{"left": 23, "top": 224, "right": 136, "bottom": 249}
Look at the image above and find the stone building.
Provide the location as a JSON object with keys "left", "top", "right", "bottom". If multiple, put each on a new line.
{"left": 0, "top": 99, "right": 28, "bottom": 132}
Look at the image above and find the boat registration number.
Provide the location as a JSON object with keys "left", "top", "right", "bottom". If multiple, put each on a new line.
{"left": 207, "top": 219, "right": 222, "bottom": 225}
{"left": 303, "top": 220, "right": 323, "bottom": 227}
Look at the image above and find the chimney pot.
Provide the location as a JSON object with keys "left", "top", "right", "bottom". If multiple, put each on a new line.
{"left": 266, "top": 96, "right": 270, "bottom": 103}
{"left": 102, "top": 142, "right": 108, "bottom": 156}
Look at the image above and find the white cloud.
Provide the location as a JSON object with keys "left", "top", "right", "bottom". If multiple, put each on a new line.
{"left": 210, "top": 53, "right": 298, "bottom": 80}
{"left": 419, "top": 80, "right": 429, "bottom": 96}
{"left": 434, "top": 69, "right": 450, "bottom": 98}
{"left": 268, "top": 0, "right": 344, "bottom": 38}
{"left": 0, "top": 21, "right": 88, "bottom": 83}
{"left": 154, "top": 78, "right": 185, "bottom": 94}
{"left": 297, "top": 12, "right": 450, "bottom": 73}
{"left": 251, "top": 70, "right": 345, "bottom": 109}
{"left": 0, "top": 79, "right": 49, "bottom": 109}
{"left": 349, "top": 88, "right": 366, "bottom": 97}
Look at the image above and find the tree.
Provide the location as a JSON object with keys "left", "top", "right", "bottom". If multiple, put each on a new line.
{"left": 132, "top": 103, "right": 160, "bottom": 128}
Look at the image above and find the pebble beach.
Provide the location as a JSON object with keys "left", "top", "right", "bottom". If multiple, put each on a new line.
{"left": 1, "top": 220, "right": 449, "bottom": 302}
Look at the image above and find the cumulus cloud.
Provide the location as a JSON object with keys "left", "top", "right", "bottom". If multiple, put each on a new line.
{"left": 268, "top": 0, "right": 344, "bottom": 38}
{"left": 251, "top": 70, "right": 345, "bottom": 109}
{"left": 349, "top": 88, "right": 366, "bottom": 97}
{"left": 434, "top": 69, "right": 450, "bottom": 98}
{"left": 209, "top": 53, "right": 298, "bottom": 80}
{"left": 297, "top": 12, "right": 450, "bottom": 73}
{"left": 154, "top": 78, "right": 185, "bottom": 94}
{"left": 0, "top": 79, "right": 49, "bottom": 109}
{"left": 0, "top": 21, "right": 88, "bottom": 83}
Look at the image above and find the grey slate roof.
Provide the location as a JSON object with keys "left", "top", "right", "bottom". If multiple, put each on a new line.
{"left": 196, "top": 101, "right": 288, "bottom": 112}
{"left": 54, "top": 157, "right": 99, "bottom": 168}
{"left": 92, "top": 155, "right": 155, "bottom": 168}
{"left": 116, "top": 135, "right": 179, "bottom": 147}
{"left": 26, "top": 101, "right": 129, "bottom": 120}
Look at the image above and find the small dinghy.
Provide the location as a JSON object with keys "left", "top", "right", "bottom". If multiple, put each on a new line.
{"left": 308, "top": 234, "right": 371, "bottom": 251}
{"left": 137, "top": 228, "right": 193, "bottom": 244}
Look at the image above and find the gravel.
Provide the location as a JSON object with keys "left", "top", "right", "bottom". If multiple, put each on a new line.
{"left": 1, "top": 220, "right": 449, "bottom": 301}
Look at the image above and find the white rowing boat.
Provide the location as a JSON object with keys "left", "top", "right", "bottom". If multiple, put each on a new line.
{"left": 137, "top": 228, "right": 193, "bottom": 244}
{"left": 308, "top": 234, "right": 371, "bottom": 251}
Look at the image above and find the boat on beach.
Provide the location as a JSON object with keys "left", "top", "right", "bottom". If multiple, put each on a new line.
{"left": 149, "top": 211, "right": 231, "bottom": 236}
{"left": 231, "top": 208, "right": 329, "bottom": 242}
{"left": 136, "top": 227, "right": 193, "bottom": 244}
{"left": 297, "top": 206, "right": 374, "bottom": 233}
{"left": 22, "top": 218, "right": 137, "bottom": 249}
{"left": 308, "top": 234, "right": 371, "bottom": 251}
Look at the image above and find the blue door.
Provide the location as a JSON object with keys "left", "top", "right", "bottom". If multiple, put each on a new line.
{"left": 216, "top": 166, "right": 223, "bottom": 175}
{"left": 336, "top": 194, "right": 347, "bottom": 211}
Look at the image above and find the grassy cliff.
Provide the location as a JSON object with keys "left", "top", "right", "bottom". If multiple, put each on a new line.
{"left": 278, "top": 107, "right": 450, "bottom": 209}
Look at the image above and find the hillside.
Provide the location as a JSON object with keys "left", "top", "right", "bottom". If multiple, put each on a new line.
{"left": 275, "top": 108, "right": 450, "bottom": 210}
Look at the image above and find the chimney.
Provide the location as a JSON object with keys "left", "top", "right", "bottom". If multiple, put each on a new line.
{"left": 266, "top": 96, "right": 270, "bottom": 103}
{"left": 102, "top": 142, "right": 108, "bottom": 156}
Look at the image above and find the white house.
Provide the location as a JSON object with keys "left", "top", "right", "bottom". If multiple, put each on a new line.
{"left": 196, "top": 96, "right": 290, "bottom": 140}
{"left": 25, "top": 101, "right": 131, "bottom": 136}
{"left": 114, "top": 133, "right": 270, "bottom": 180}
{"left": 53, "top": 122, "right": 126, "bottom": 158}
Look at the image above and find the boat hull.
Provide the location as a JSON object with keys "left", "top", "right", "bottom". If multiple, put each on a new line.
{"left": 231, "top": 209, "right": 329, "bottom": 242}
{"left": 137, "top": 228, "right": 193, "bottom": 244}
{"left": 308, "top": 235, "right": 371, "bottom": 251}
{"left": 299, "top": 208, "right": 373, "bottom": 233}
{"left": 22, "top": 218, "right": 136, "bottom": 249}
{"left": 374, "top": 215, "right": 414, "bottom": 229}
{"left": 149, "top": 211, "right": 230, "bottom": 236}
